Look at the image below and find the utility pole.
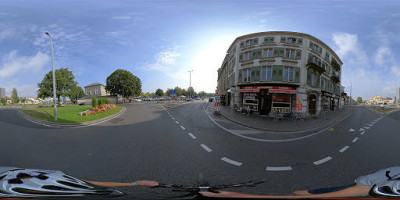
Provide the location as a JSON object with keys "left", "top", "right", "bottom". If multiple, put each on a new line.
{"left": 45, "top": 32, "right": 57, "bottom": 121}
{"left": 188, "top": 70, "right": 193, "bottom": 99}
{"left": 350, "top": 81, "right": 352, "bottom": 107}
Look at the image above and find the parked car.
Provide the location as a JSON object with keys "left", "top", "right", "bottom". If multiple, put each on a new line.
{"left": 209, "top": 97, "right": 214, "bottom": 102}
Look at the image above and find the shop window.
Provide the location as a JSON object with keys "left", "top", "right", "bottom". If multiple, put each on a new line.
{"left": 283, "top": 67, "right": 294, "bottom": 82}
{"left": 262, "top": 66, "right": 272, "bottom": 81}
{"left": 244, "top": 68, "right": 251, "bottom": 82}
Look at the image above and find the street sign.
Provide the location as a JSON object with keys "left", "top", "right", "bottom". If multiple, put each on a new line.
{"left": 170, "top": 90, "right": 177, "bottom": 96}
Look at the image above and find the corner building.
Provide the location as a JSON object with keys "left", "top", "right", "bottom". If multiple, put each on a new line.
{"left": 217, "top": 31, "right": 344, "bottom": 116}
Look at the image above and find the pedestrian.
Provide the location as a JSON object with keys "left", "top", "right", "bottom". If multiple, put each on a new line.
{"left": 200, "top": 166, "right": 400, "bottom": 198}
{"left": 0, "top": 166, "right": 159, "bottom": 198}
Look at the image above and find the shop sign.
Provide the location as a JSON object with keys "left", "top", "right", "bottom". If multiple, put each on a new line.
{"left": 215, "top": 90, "right": 220, "bottom": 96}
{"left": 322, "top": 92, "right": 332, "bottom": 97}
{"left": 273, "top": 94, "right": 290, "bottom": 102}
{"left": 241, "top": 86, "right": 293, "bottom": 90}
{"left": 269, "top": 89, "right": 297, "bottom": 94}
{"left": 238, "top": 88, "right": 260, "bottom": 93}
{"left": 244, "top": 93, "right": 257, "bottom": 99}
{"left": 296, "top": 98, "right": 303, "bottom": 111}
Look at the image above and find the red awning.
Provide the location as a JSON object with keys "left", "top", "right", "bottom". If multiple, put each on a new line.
{"left": 238, "top": 89, "right": 260, "bottom": 93}
{"left": 269, "top": 89, "right": 297, "bottom": 94}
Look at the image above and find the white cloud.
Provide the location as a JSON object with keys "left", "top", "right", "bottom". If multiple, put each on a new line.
{"left": 332, "top": 32, "right": 368, "bottom": 66}
{"left": 374, "top": 47, "right": 391, "bottom": 66}
{"left": 0, "top": 50, "right": 50, "bottom": 78}
{"left": 141, "top": 45, "right": 181, "bottom": 72}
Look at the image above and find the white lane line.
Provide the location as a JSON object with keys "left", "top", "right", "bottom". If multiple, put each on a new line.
{"left": 175, "top": 121, "right": 179, "bottom": 124}
{"left": 221, "top": 157, "right": 242, "bottom": 166}
{"left": 360, "top": 131, "right": 366, "bottom": 135}
{"left": 339, "top": 146, "right": 349, "bottom": 153}
{"left": 200, "top": 144, "right": 212, "bottom": 152}
{"left": 171, "top": 117, "right": 175, "bottom": 120}
{"left": 349, "top": 128, "right": 355, "bottom": 132}
{"left": 313, "top": 156, "right": 332, "bottom": 165}
{"left": 359, "top": 128, "right": 365, "bottom": 131}
{"left": 364, "top": 127, "right": 370, "bottom": 129}
{"left": 367, "top": 124, "right": 373, "bottom": 126}
{"left": 352, "top": 137, "right": 359, "bottom": 143}
{"left": 180, "top": 125, "right": 185, "bottom": 130}
{"left": 266, "top": 166, "right": 292, "bottom": 171}
{"left": 188, "top": 133, "right": 196, "bottom": 139}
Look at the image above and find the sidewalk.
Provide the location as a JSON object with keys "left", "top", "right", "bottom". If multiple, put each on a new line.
{"left": 218, "top": 105, "right": 354, "bottom": 133}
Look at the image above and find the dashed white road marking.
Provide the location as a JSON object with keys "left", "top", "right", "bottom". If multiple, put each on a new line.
{"left": 171, "top": 117, "right": 175, "bottom": 120}
{"left": 349, "top": 128, "right": 355, "bottom": 132}
{"left": 367, "top": 124, "right": 373, "bottom": 126}
{"left": 352, "top": 137, "right": 359, "bottom": 143}
{"left": 339, "top": 146, "right": 349, "bottom": 153}
{"left": 364, "top": 127, "right": 370, "bottom": 129}
{"left": 175, "top": 121, "right": 179, "bottom": 124}
{"left": 360, "top": 131, "right": 366, "bottom": 135}
{"left": 359, "top": 128, "right": 365, "bottom": 131}
{"left": 221, "top": 157, "right": 242, "bottom": 166}
{"left": 188, "top": 133, "right": 196, "bottom": 139}
{"left": 266, "top": 166, "right": 292, "bottom": 171}
{"left": 313, "top": 156, "right": 332, "bottom": 165}
{"left": 180, "top": 125, "right": 185, "bottom": 130}
{"left": 200, "top": 144, "right": 212, "bottom": 152}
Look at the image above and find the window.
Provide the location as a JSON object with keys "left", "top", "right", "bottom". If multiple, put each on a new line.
{"left": 263, "top": 48, "right": 274, "bottom": 58}
{"left": 321, "top": 78, "right": 327, "bottom": 90}
{"left": 284, "top": 67, "right": 294, "bottom": 82}
{"left": 285, "top": 49, "right": 295, "bottom": 59}
{"left": 264, "top": 37, "right": 274, "bottom": 43}
{"left": 245, "top": 40, "right": 254, "bottom": 46}
{"left": 244, "top": 68, "right": 251, "bottom": 82}
{"left": 325, "top": 51, "right": 330, "bottom": 60}
{"left": 262, "top": 66, "right": 272, "bottom": 81}
{"left": 286, "top": 37, "right": 296, "bottom": 44}
{"left": 244, "top": 51, "right": 252, "bottom": 61}
{"left": 309, "top": 41, "right": 322, "bottom": 53}
{"left": 310, "top": 73, "right": 316, "bottom": 86}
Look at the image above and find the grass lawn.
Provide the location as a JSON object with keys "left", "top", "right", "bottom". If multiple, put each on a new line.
{"left": 368, "top": 106, "right": 399, "bottom": 114}
{"left": 22, "top": 105, "right": 122, "bottom": 123}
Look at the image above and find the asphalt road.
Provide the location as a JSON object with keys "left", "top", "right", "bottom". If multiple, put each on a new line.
{"left": 1, "top": 102, "right": 399, "bottom": 199}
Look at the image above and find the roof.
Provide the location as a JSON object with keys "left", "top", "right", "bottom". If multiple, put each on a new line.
{"left": 85, "top": 83, "right": 105, "bottom": 88}
{"left": 3, "top": 96, "right": 11, "bottom": 100}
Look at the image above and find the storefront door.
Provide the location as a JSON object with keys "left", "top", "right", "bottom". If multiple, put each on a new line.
{"left": 308, "top": 94, "right": 317, "bottom": 115}
{"left": 330, "top": 98, "right": 335, "bottom": 111}
{"left": 260, "top": 90, "right": 272, "bottom": 115}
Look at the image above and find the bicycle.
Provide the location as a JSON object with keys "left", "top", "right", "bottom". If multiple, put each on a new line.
{"left": 151, "top": 173, "right": 266, "bottom": 197}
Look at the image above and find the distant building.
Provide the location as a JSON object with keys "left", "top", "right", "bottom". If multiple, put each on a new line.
{"left": 397, "top": 87, "right": 400, "bottom": 104}
{"left": 0, "top": 88, "right": 5, "bottom": 98}
{"left": 84, "top": 83, "right": 110, "bottom": 97}
{"left": 3, "top": 96, "right": 12, "bottom": 104}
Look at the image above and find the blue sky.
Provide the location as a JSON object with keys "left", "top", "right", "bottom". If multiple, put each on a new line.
{"left": 1, "top": 0, "right": 400, "bottom": 100}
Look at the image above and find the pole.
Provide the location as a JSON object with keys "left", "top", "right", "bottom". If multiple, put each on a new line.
{"left": 46, "top": 32, "right": 57, "bottom": 121}
{"left": 350, "top": 81, "right": 352, "bottom": 108}
{"left": 188, "top": 70, "right": 193, "bottom": 99}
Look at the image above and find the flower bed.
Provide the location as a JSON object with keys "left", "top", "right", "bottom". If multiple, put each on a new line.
{"left": 78, "top": 104, "right": 117, "bottom": 116}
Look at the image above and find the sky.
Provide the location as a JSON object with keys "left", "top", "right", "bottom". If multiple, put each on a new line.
{"left": 0, "top": 0, "right": 400, "bottom": 100}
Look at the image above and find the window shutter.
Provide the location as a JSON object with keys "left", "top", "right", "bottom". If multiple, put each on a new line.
{"left": 294, "top": 67, "right": 300, "bottom": 83}
{"left": 318, "top": 47, "right": 322, "bottom": 54}
{"left": 273, "top": 47, "right": 279, "bottom": 57}
{"left": 252, "top": 49, "right": 261, "bottom": 59}
{"left": 253, "top": 38, "right": 258, "bottom": 45}
{"left": 272, "top": 65, "right": 278, "bottom": 81}
{"left": 309, "top": 41, "right": 313, "bottom": 48}
{"left": 308, "top": 53, "right": 312, "bottom": 62}
{"left": 277, "top": 65, "right": 283, "bottom": 81}
{"left": 317, "top": 74, "right": 321, "bottom": 88}
{"left": 280, "top": 37, "right": 286, "bottom": 43}
{"left": 307, "top": 70, "right": 311, "bottom": 85}
{"left": 240, "top": 41, "right": 244, "bottom": 48}
{"left": 296, "top": 49, "right": 301, "bottom": 59}
{"left": 251, "top": 66, "right": 260, "bottom": 81}
{"left": 297, "top": 38, "right": 303, "bottom": 45}
{"left": 239, "top": 53, "right": 243, "bottom": 62}
{"left": 256, "top": 49, "right": 261, "bottom": 58}
{"left": 238, "top": 69, "right": 243, "bottom": 83}
{"left": 278, "top": 48, "right": 285, "bottom": 57}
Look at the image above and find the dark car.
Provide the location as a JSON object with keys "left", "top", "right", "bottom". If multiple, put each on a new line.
{"left": 209, "top": 97, "right": 214, "bottom": 102}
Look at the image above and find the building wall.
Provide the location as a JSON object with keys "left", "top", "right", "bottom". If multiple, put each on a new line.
{"left": 218, "top": 31, "right": 343, "bottom": 116}
{"left": 85, "top": 85, "right": 110, "bottom": 97}
{"left": 0, "top": 88, "right": 5, "bottom": 98}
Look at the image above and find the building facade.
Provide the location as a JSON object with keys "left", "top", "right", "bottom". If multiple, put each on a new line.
{"left": 0, "top": 88, "right": 5, "bottom": 98}
{"left": 84, "top": 83, "right": 110, "bottom": 97}
{"left": 217, "top": 31, "right": 344, "bottom": 116}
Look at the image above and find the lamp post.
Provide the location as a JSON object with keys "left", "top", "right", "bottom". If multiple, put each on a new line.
{"left": 188, "top": 70, "right": 193, "bottom": 99}
{"left": 45, "top": 32, "right": 57, "bottom": 121}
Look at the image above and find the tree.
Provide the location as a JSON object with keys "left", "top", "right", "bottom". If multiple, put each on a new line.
{"left": 20, "top": 97, "right": 26, "bottom": 104}
{"left": 155, "top": 88, "right": 164, "bottom": 97}
{"left": 174, "top": 86, "right": 183, "bottom": 96}
{"left": 37, "top": 68, "right": 78, "bottom": 104}
{"left": 106, "top": 69, "right": 141, "bottom": 100}
{"left": 181, "top": 89, "right": 187, "bottom": 96}
{"left": 68, "top": 85, "right": 85, "bottom": 104}
{"left": 0, "top": 98, "right": 6, "bottom": 106}
{"left": 92, "top": 97, "right": 97, "bottom": 108}
{"left": 198, "top": 91, "right": 206, "bottom": 98}
{"left": 143, "top": 92, "right": 150, "bottom": 98}
{"left": 165, "top": 88, "right": 172, "bottom": 97}
{"left": 188, "top": 86, "right": 195, "bottom": 97}
{"left": 356, "top": 97, "right": 363, "bottom": 104}
{"left": 11, "top": 88, "right": 19, "bottom": 104}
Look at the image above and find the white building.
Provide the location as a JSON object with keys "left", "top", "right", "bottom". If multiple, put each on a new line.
{"left": 84, "top": 83, "right": 110, "bottom": 97}
{"left": 217, "top": 31, "right": 344, "bottom": 116}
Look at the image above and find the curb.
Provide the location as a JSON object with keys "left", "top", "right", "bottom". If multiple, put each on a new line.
{"left": 365, "top": 105, "right": 399, "bottom": 115}
{"left": 20, "top": 106, "right": 126, "bottom": 128}
{"left": 218, "top": 107, "right": 355, "bottom": 134}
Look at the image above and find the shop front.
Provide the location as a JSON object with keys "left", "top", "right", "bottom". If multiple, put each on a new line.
{"left": 239, "top": 86, "right": 297, "bottom": 115}
{"left": 321, "top": 91, "right": 339, "bottom": 111}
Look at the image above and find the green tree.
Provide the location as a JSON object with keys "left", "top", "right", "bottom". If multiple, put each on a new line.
{"left": 143, "top": 92, "right": 150, "bottom": 98}
{"left": 37, "top": 68, "right": 78, "bottom": 104}
{"left": 181, "top": 89, "right": 187, "bottom": 96}
{"left": 187, "top": 86, "right": 195, "bottom": 97}
{"left": 20, "top": 97, "right": 26, "bottom": 104}
{"left": 11, "top": 88, "right": 19, "bottom": 103}
{"left": 174, "top": 86, "right": 183, "bottom": 96}
{"left": 91, "top": 97, "right": 97, "bottom": 108}
{"left": 150, "top": 92, "right": 156, "bottom": 98}
{"left": 155, "top": 88, "right": 164, "bottom": 97}
{"left": 68, "top": 85, "right": 85, "bottom": 104}
{"left": 198, "top": 91, "right": 206, "bottom": 98}
{"left": 106, "top": 69, "right": 142, "bottom": 99}
{"left": 356, "top": 97, "right": 363, "bottom": 103}
{"left": 0, "top": 98, "right": 6, "bottom": 106}
{"left": 165, "top": 88, "right": 172, "bottom": 97}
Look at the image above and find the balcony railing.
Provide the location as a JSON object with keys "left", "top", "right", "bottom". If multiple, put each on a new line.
{"left": 330, "top": 71, "right": 340, "bottom": 83}
{"left": 331, "top": 60, "right": 341, "bottom": 70}
{"left": 307, "top": 60, "right": 325, "bottom": 73}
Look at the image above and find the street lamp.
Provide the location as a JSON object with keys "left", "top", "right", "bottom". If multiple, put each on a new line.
{"left": 45, "top": 32, "right": 57, "bottom": 121}
{"left": 188, "top": 70, "right": 193, "bottom": 99}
